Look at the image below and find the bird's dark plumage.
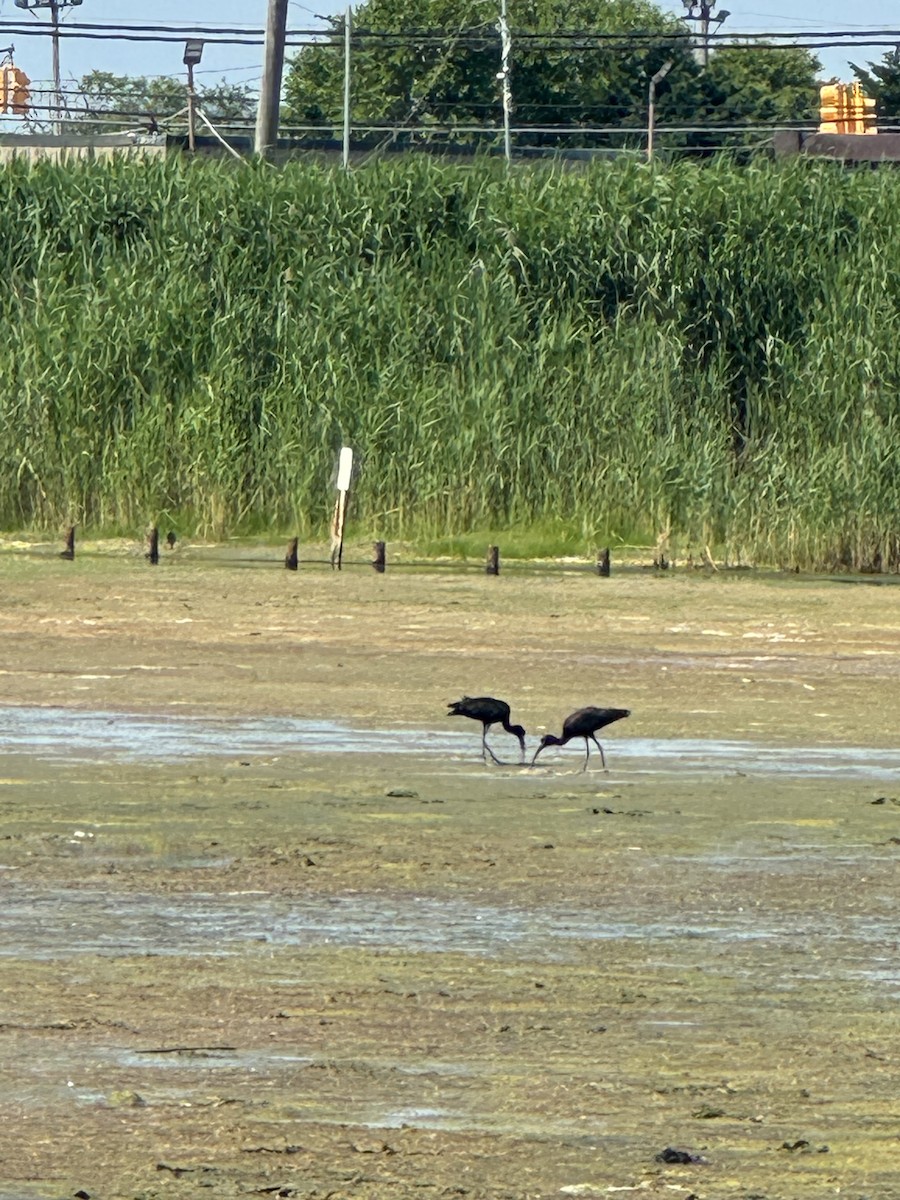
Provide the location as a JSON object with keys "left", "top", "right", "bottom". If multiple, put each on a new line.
{"left": 448, "top": 695, "right": 527, "bottom": 764}
{"left": 531, "top": 706, "right": 630, "bottom": 771}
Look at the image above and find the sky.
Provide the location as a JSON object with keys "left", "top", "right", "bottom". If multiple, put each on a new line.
{"left": 3, "top": 0, "right": 897, "bottom": 95}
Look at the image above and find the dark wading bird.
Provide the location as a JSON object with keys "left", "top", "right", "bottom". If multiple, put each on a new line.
{"left": 447, "top": 696, "right": 527, "bottom": 765}
{"left": 531, "top": 706, "right": 630, "bottom": 772}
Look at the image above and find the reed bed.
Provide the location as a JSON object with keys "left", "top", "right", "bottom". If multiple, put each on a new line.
{"left": 0, "top": 153, "right": 898, "bottom": 570}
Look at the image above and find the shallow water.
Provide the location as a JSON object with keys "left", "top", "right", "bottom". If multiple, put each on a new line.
{"left": 0, "top": 705, "right": 897, "bottom": 779}
{"left": 2, "top": 886, "right": 897, "bottom": 992}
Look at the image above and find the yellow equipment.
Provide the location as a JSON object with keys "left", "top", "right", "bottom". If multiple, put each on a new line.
{"left": 8, "top": 66, "right": 30, "bottom": 115}
{"left": 819, "top": 82, "right": 877, "bottom": 135}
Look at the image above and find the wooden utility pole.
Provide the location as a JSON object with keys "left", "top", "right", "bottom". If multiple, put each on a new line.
{"left": 255, "top": 0, "right": 289, "bottom": 157}
{"left": 15, "top": 0, "right": 68, "bottom": 135}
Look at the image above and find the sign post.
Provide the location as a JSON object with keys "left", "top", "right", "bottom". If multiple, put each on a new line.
{"left": 330, "top": 446, "right": 353, "bottom": 570}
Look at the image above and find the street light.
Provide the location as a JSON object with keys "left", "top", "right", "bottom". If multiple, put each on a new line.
{"left": 647, "top": 60, "right": 672, "bottom": 163}
{"left": 14, "top": 0, "right": 83, "bottom": 135}
{"left": 681, "top": 0, "right": 728, "bottom": 68}
{"left": 183, "top": 39, "right": 204, "bottom": 153}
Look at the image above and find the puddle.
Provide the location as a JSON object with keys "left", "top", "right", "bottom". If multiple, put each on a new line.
{"left": 0, "top": 705, "right": 897, "bottom": 779}
{"left": 2, "top": 887, "right": 898, "bottom": 989}
{"left": 112, "top": 1047, "right": 314, "bottom": 1071}
{"left": 106, "top": 1047, "right": 473, "bottom": 1077}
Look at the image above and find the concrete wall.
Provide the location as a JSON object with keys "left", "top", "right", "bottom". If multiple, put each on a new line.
{"left": 0, "top": 134, "right": 167, "bottom": 163}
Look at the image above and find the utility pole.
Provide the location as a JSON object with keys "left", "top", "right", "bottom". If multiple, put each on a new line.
{"left": 681, "top": 0, "right": 729, "bottom": 68}
{"left": 255, "top": 0, "right": 289, "bottom": 157}
{"left": 497, "top": 0, "right": 512, "bottom": 165}
{"left": 341, "top": 5, "right": 351, "bottom": 168}
{"left": 14, "top": 0, "right": 80, "bottom": 135}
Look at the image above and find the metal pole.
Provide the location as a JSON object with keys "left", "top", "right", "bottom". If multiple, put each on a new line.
{"left": 700, "top": 6, "right": 709, "bottom": 68}
{"left": 50, "top": 0, "right": 60, "bottom": 136}
{"left": 647, "top": 61, "right": 672, "bottom": 164}
{"left": 498, "top": 0, "right": 512, "bottom": 165}
{"left": 342, "top": 4, "right": 351, "bottom": 169}
{"left": 255, "top": 0, "right": 289, "bottom": 157}
{"left": 187, "top": 61, "right": 196, "bottom": 153}
{"left": 647, "top": 78, "right": 656, "bottom": 163}
{"left": 682, "top": 1, "right": 727, "bottom": 68}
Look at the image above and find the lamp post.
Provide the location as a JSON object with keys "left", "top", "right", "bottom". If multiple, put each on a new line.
{"left": 681, "top": 1, "right": 729, "bottom": 68}
{"left": 14, "top": 0, "right": 82, "bottom": 135}
{"left": 183, "top": 39, "right": 203, "bottom": 153}
{"left": 647, "top": 60, "right": 672, "bottom": 163}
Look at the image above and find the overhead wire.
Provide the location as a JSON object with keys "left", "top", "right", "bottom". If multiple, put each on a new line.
{"left": 0, "top": 18, "right": 899, "bottom": 48}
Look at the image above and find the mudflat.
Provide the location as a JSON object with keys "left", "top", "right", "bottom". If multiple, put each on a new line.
{"left": 1, "top": 547, "right": 898, "bottom": 1200}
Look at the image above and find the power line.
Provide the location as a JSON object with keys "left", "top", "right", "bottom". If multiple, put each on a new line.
{"left": 1, "top": 19, "right": 900, "bottom": 47}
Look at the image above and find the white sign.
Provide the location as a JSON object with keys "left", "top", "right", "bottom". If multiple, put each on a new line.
{"left": 336, "top": 446, "right": 353, "bottom": 492}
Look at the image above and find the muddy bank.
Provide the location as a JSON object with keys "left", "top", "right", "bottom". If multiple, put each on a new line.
{"left": 0, "top": 550, "right": 898, "bottom": 745}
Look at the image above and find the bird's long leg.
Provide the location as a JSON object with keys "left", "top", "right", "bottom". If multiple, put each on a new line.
{"left": 581, "top": 738, "right": 590, "bottom": 772}
{"left": 482, "top": 726, "right": 503, "bottom": 765}
{"left": 591, "top": 735, "right": 608, "bottom": 770}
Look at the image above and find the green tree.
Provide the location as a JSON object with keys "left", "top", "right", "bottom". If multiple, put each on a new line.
{"left": 851, "top": 48, "right": 900, "bottom": 124}
{"left": 284, "top": 0, "right": 692, "bottom": 148}
{"left": 67, "top": 71, "right": 256, "bottom": 135}
{"left": 284, "top": 0, "right": 820, "bottom": 153}
{"left": 690, "top": 46, "right": 820, "bottom": 151}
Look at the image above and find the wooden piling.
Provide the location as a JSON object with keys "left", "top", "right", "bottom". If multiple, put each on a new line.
{"left": 146, "top": 527, "right": 160, "bottom": 565}
{"left": 60, "top": 526, "right": 75, "bottom": 561}
{"left": 285, "top": 537, "right": 299, "bottom": 571}
{"left": 330, "top": 492, "right": 347, "bottom": 571}
{"left": 373, "top": 541, "right": 386, "bottom": 573}
{"left": 597, "top": 548, "right": 610, "bottom": 577}
{"left": 486, "top": 545, "right": 500, "bottom": 575}
{"left": 330, "top": 446, "right": 353, "bottom": 572}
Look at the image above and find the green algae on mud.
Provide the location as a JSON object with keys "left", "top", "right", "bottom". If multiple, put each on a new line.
{"left": 2, "top": 754, "right": 900, "bottom": 1198}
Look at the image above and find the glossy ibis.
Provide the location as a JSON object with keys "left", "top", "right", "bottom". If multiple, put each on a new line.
{"left": 447, "top": 696, "right": 527, "bottom": 764}
{"left": 531, "top": 706, "right": 630, "bottom": 771}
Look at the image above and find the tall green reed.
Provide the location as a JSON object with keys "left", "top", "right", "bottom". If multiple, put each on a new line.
{"left": 0, "top": 153, "right": 898, "bottom": 568}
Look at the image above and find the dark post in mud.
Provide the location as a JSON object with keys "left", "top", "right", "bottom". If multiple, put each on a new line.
{"left": 60, "top": 526, "right": 75, "bottom": 561}
{"left": 147, "top": 527, "right": 160, "bottom": 565}
{"left": 373, "top": 541, "right": 386, "bottom": 573}
{"left": 597, "top": 548, "right": 610, "bottom": 577}
{"left": 285, "top": 537, "right": 299, "bottom": 571}
{"left": 330, "top": 447, "right": 353, "bottom": 571}
{"left": 486, "top": 545, "right": 500, "bottom": 575}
